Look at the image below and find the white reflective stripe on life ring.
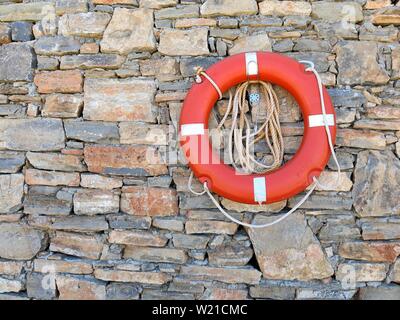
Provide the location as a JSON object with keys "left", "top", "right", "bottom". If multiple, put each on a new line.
{"left": 308, "top": 114, "right": 335, "bottom": 128}
{"left": 181, "top": 123, "right": 205, "bottom": 136}
{"left": 253, "top": 177, "right": 267, "bottom": 203}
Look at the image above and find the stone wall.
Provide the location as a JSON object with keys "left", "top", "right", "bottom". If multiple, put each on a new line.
{"left": 0, "top": 0, "right": 399, "bottom": 300}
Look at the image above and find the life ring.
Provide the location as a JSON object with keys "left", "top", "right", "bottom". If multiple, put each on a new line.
{"left": 179, "top": 52, "right": 336, "bottom": 205}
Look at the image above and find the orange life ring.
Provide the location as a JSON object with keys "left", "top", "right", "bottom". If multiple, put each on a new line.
{"left": 179, "top": 52, "right": 336, "bottom": 205}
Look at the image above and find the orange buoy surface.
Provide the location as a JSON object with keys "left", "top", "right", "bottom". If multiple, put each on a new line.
{"left": 179, "top": 52, "right": 336, "bottom": 204}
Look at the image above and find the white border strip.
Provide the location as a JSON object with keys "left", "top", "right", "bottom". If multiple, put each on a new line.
{"left": 245, "top": 52, "right": 258, "bottom": 76}
{"left": 308, "top": 114, "right": 335, "bottom": 128}
{"left": 253, "top": 177, "right": 266, "bottom": 203}
{"left": 181, "top": 123, "right": 205, "bottom": 136}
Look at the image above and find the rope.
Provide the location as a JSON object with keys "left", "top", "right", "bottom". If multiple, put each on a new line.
{"left": 189, "top": 61, "right": 341, "bottom": 229}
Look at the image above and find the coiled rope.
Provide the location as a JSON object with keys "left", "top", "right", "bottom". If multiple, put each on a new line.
{"left": 189, "top": 62, "right": 341, "bottom": 229}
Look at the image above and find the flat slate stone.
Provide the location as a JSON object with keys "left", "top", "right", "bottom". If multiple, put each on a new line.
{"left": 0, "top": 152, "right": 25, "bottom": 173}
{"left": 0, "top": 43, "right": 35, "bottom": 82}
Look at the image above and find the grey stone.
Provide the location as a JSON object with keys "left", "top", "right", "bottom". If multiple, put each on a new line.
{"left": 0, "top": 223, "right": 47, "bottom": 260}
{"left": 0, "top": 174, "right": 24, "bottom": 213}
{"left": 106, "top": 283, "right": 141, "bottom": 300}
{"left": 0, "top": 104, "right": 26, "bottom": 117}
{"left": 24, "top": 195, "right": 72, "bottom": 216}
{"left": 37, "top": 56, "right": 59, "bottom": 70}
{"left": 55, "top": 0, "right": 88, "bottom": 15}
{"left": 208, "top": 243, "right": 253, "bottom": 267}
{"left": 0, "top": 119, "right": 65, "bottom": 152}
{"left": 294, "top": 39, "right": 331, "bottom": 52}
{"left": 142, "top": 289, "right": 194, "bottom": 300}
{"left": 297, "top": 288, "right": 357, "bottom": 300}
{"left": 240, "top": 16, "right": 282, "bottom": 27}
{"left": 60, "top": 54, "right": 125, "bottom": 70}
{"left": 179, "top": 194, "right": 215, "bottom": 210}
{"left": 34, "top": 36, "right": 80, "bottom": 56}
{"left": 155, "top": 5, "right": 199, "bottom": 20}
{"left": 180, "top": 57, "right": 221, "bottom": 77}
{"left": 248, "top": 214, "right": 334, "bottom": 280}
{"left": 273, "top": 39, "right": 294, "bottom": 52}
{"left": 107, "top": 215, "right": 152, "bottom": 230}
{"left": 26, "top": 272, "right": 56, "bottom": 300}
{"left": 358, "top": 286, "right": 400, "bottom": 300}
{"left": 313, "top": 21, "right": 358, "bottom": 40}
{"left": 289, "top": 193, "right": 353, "bottom": 210}
{"left": 172, "top": 234, "right": 210, "bottom": 249}
{"left": 353, "top": 150, "right": 400, "bottom": 217}
{"left": 0, "top": 152, "right": 25, "bottom": 173}
{"left": 318, "top": 223, "right": 361, "bottom": 242}
{"left": 10, "top": 21, "right": 33, "bottom": 42}
{"left": 327, "top": 88, "right": 365, "bottom": 108}
{"left": 64, "top": 120, "right": 119, "bottom": 144}
{"left": 0, "top": 2, "right": 54, "bottom": 22}
{"left": 0, "top": 43, "right": 35, "bottom": 82}
{"left": 52, "top": 216, "right": 109, "bottom": 232}
{"left": 249, "top": 286, "right": 296, "bottom": 300}
{"left": 287, "top": 52, "right": 330, "bottom": 73}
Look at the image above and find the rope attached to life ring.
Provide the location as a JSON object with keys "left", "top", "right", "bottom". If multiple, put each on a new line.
{"left": 189, "top": 62, "right": 341, "bottom": 229}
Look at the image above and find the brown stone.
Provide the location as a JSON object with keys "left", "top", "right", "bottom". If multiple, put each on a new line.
{"left": 354, "top": 119, "right": 400, "bottom": 131}
{"left": 73, "top": 189, "right": 120, "bottom": 215}
{"left": 336, "top": 262, "right": 388, "bottom": 282}
{"left": 121, "top": 186, "right": 178, "bottom": 216}
{"left": 365, "top": 0, "right": 392, "bottom": 10}
{"left": 260, "top": 1, "right": 311, "bottom": 16}
{"left": 34, "top": 70, "right": 83, "bottom": 94}
{"left": 200, "top": 0, "right": 258, "bottom": 17}
{"left": 84, "top": 145, "right": 167, "bottom": 176}
{"left": 59, "top": 12, "right": 111, "bottom": 38}
{"left": 186, "top": 220, "right": 238, "bottom": 235}
{"left": 124, "top": 247, "right": 187, "bottom": 264}
{"left": 119, "top": 123, "right": 169, "bottom": 146}
{"left": 180, "top": 265, "right": 261, "bottom": 285}
{"left": 337, "top": 129, "right": 386, "bottom": 150}
{"left": 248, "top": 214, "right": 334, "bottom": 280}
{"left": 94, "top": 269, "right": 172, "bottom": 285}
{"left": 0, "top": 23, "right": 11, "bottom": 44}
{"left": 56, "top": 275, "right": 106, "bottom": 300}
{"left": 50, "top": 232, "right": 104, "bottom": 259}
{"left": 34, "top": 259, "right": 93, "bottom": 275}
{"left": 100, "top": 8, "right": 156, "bottom": 54}
{"left": 26, "top": 169, "right": 80, "bottom": 187}
{"left": 108, "top": 230, "right": 168, "bottom": 247}
{"left": 139, "top": 58, "right": 179, "bottom": 82}
{"left": 339, "top": 241, "right": 400, "bottom": 262}
{"left": 221, "top": 199, "right": 286, "bottom": 213}
{"left": 80, "top": 174, "right": 122, "bottom": 190}
{"left": 83, "top": 78, "right": 156, "bottom": 122}
{"left": 43, "top": 94, "right": 83, "bottom": 118}
{"left": 202, "top": 288, "right": 248, "bottom": 300}
{"left": 175, "top": 18, "right": 216, "bottom": 28}
{"left": 365, "top": 106, "right": 400, "bottom": 119}
{"left": 158, "top": 28, "right": 209, "bottom": 56}
{"left": 229, "top": 34, "right": 272, "bottom": 55}
{"left": 27, "top": 152, "right": 86, "bottom": 172}
{"left": 312, "top": 2, "right": 363, "bottom": 22}
{"left": 336, "top": 41, "right": 389, "bottom": 85}
{"left": 372, "top": 7, "right": 400, "bottom": 25}
{"left": 0, "top": 261, "right": 23, "bottom": 276}
{"left": 353, "top": 150, "right": 400, "bottom": 217}
{"left": 0, "top": 174, "right": 24, "bottom": 214}
{"left": 392, "top": 47, "right": 400, "bottom": 80}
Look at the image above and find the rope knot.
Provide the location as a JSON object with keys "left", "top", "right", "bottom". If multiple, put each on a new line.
{"left": 194, "top": 66, "right": 204, "bottom": 84}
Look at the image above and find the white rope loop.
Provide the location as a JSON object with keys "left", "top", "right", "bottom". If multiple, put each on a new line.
{"left": 188, "top": 60, "right": 341, "bottom": 229}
